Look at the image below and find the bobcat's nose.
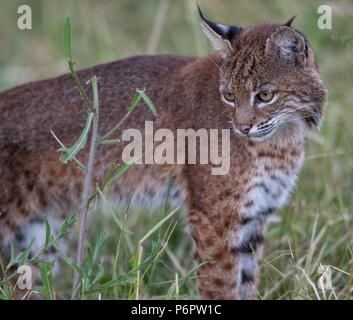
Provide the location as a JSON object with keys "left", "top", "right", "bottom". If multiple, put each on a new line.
{"left": 239, "top": 124, "right": 252, "bottom": 134}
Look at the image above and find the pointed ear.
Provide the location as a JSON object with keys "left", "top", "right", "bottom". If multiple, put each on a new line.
{"left": 198, "top": 5, "right": 243, "bottom": 59}
{"left": 283, "top": 15, "right": 297, "bottom": 27}
{"left": 265, "top": 26, "right": 307, "bottom": 65}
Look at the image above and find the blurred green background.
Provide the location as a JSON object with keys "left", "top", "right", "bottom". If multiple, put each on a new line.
{"left": 1, "top": 0, "right": 352, "bottom": 299}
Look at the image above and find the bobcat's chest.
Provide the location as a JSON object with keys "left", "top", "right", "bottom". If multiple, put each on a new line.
{"left": 241, "top": 152, "right": 304, "bottom": 218}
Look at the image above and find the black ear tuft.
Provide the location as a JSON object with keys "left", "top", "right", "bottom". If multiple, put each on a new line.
{"left": 283, "top": 15, "right": 297, "bottom": 27}
{"left": 197, "top": 5, "right": 243, "bottom": 42}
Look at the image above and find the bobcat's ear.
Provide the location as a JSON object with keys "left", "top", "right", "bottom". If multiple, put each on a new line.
{"left": 265, "top": 26, "right": 307, "bottom": 65}
{"left": 198, "top": 5, "right": 243, "bottom": 59}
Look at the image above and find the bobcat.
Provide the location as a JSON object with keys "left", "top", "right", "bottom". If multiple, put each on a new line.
{"left": 0, "top": 8, "right": 326, "bottom": 299}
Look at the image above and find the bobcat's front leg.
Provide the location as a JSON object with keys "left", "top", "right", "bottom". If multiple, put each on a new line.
{"left": 184, "top": 169, "right": 265, "bottom": 300}
{"left": 189, "top": 214, "right": 239, "bottom": 300}
{"left": 189, "top": 207, "right": 265, "bottom": 300}
{"left": 232, "top": 215, "right": 265, "bottom": 299}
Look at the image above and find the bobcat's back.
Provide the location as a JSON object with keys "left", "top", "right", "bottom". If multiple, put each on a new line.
{"left": 0, "top": 55, "right": 195, "bottom": 151}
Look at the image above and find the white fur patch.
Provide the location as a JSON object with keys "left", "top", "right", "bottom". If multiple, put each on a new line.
{"left": 3, "top": 214, "right": 67, "bottom": 276}
{"left": 237, "top": 253, "right": 258, "bottom": 299}
{"left": 242, "top": 167, "right": 300, "bottom": 219}
{"left": 104, "top": 183, "right": 185, "bottom": 214}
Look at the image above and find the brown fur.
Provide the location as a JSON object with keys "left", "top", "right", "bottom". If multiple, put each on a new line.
{"left": 0, "top": 16, "right": 326, "bottom": 299}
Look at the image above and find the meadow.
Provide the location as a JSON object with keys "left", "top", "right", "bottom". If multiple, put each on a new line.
{"left": 0, "top": 0, "right": 353, "bottom": 299}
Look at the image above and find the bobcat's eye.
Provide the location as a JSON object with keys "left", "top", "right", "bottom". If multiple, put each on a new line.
{"left": 257, "top": 90, "right": 275, "bottom": 103}
{"left": 222, "top": 92, "right": 236, "bottom": 105}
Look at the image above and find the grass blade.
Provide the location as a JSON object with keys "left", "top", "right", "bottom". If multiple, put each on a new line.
{"left": 64, "top": 17, "right": 72, "bottom": 61}
{"left": 58, "top": 112, "right": 94, "bottom": 164}
{"left": 137, "top": 89, "right": 158, "bottom": 115}
{"left": 140, "top": 207, "right": 178, "bottom": 244}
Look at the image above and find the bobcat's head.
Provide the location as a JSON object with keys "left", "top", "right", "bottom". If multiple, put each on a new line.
{"left": 199, "top": 7, "right": 327, "bottom": 141}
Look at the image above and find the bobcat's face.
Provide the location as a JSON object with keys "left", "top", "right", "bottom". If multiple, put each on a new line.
{"left": 199, "top": 9, "right": 327, "bottom": 141}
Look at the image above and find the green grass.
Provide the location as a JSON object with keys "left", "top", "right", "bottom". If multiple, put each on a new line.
{"left": 0, "top": 0, "right": 353, "bottom": 300}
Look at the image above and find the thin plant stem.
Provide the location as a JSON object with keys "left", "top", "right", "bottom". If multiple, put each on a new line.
{"left": 135, "top": 243, "right": 143, "bottom": 300}
{"left": 72, "top": 76, "right": 99, "bottom": 299}
{"left": 99, "top": 110, "right": 131, "bottom": 141}
{"left": 68, "top": 59, "right": 95, "bottom": 114}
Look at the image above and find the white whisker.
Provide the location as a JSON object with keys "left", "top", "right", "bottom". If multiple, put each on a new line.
{"left": 276, "top": 104, "right": 310, "bottom": 121}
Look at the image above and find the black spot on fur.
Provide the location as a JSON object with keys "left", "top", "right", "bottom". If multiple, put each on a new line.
{"left": 15, "top": 230, "right": 24, "bottom": 242}
{"left": 270, "top": 174, "right": 287, "bottom": 189}
{"left": 239, "top": 216, "right": 254, "bottom": 225}
{"left": 257, "top": 207, "right": 275, "bottom": 216}
{"left": 214, "top": 278, "right": 225, "bottom": 287}
{"left": 231, "top": 233, "right": 264, "bottom": 254}
{"left": 253, "top": 183, "right": 270, "bottom": 194}
{"left": 244, "top": 200, "right": 254, "bottom": 208}
{"left": 29, "top": 216, "right": 43, "bottom": 224}
{"left": 241, "top": 269, "right": 254, "bottom": 284}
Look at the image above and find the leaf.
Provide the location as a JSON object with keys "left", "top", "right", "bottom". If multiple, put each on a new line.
{"left": 140, "top": 207, "right": 179, "bottom": 244}
{"left": 97, "top": 186, "right": 132, "bottom": 233}
{"left": 54, "top": 243, "right": 81, "bottom": 275}
{"left": 92, "top": 264, "right": 105, "bottom": 285}
{"left": 7, "top": 241, "right": 33, "bottom": 270}
{"left": 90, "top": 232, "right": 105, "bottom": 264}
{"left": 58, "top": 112, "right": 94, "bottom": 164}
{"left": 85, "top": 274, "right": 136, "bottom": 293}
{"left": 128, "top": 91, "right": 142, "bottom": 113}
{"left": 98, "top": 139, "right": 120, "bottom": 145}
{"left": 64, "top": 17, "right": 72, "bottom": 61}
{"left": 38, "top": 260, "right": 56, "bottom": 300}
{"left": 103, "top": 160, "right": 135, "bottom": 189}
{"left": 137, "top": 89, "right": 158, "bottom": 115}
{"left": 43, "top": 216, "right": 52, "bottom": 250}
{"left": 100, "top": 164, "right": 120, "bottom": 188}
{"left": 99, "top": 89, "right": 156, "bottom": 142}
{"left": 91, "top": 76, "right": 99, "bottom": 111}
{"left": 57, "top": 213, "right": 77, "bottom": 239}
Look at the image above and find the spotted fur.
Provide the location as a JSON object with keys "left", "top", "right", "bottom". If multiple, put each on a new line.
{"left": 0, "top": 11, "right": 326, "bottom": 299}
